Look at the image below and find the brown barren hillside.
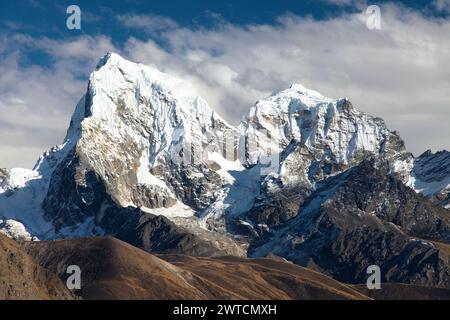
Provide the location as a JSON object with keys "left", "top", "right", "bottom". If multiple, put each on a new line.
{"left": 161, "top": 254, "right": 370, "bottom": 300}
{"left": 5, "top": 235, "right": 450, "bottom": 300}
{"left": 24, "top": 236, "right": 369, "bottom": 300}
{"left": 24, "top": 236, "right": 208, "bottom": 299}
{"left": 0, "top": 234, "right": 74, "bottom": 300}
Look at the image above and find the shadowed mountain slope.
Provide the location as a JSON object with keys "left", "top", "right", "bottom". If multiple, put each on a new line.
{"left": 0, "top": 234, "right": 74, "bottom": 300}
{"left": 354, "top": 283, "right": 450, "bottom": 300}
{"left": 24, "top": 236, "right": 369, "bottom": 300}
{"left": 250, "top": 160, "right": 450, "bottom": 287}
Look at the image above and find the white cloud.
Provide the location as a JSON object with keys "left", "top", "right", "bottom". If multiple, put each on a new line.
{"left": 0, "top": 35, "right": 117, "bottom": 168}
{"left": 432, "top": 0, "right": 450, "bottom": 13}
{"left": 116, "top": 14, "right": 178, "bottom": 32}
{"left": 1, "top": 4, "right": 449, "bottom": 169}
{"left": 321, "top": 0, "right": 368, "bottom": 8}
{"left": 323, "top": 0, "right": 358, "bottom": 5}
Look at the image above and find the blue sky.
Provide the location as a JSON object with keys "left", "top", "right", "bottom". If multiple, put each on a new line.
{"left": 1, "top": 0, "right": 447, "bottom": 67}
{"left": 0, "top": 0, "right": 449, "bottom": 168}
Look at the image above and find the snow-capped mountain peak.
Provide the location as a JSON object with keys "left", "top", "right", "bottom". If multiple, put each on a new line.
{"left": 88, "top": 52, "right": 213, "bottom": 123}
{"left": 55, "top": 52, "right": 238, "bottom": 213}
{"left": 240, "top": 82, "right": 413, "bottom": 187}
{"left": 287, "top": 82, "right": 332, "bottom": 102}
{"left": 1, "top": 53, "right": 238, "bottom": 239}
{"left": 1, "top": 53, "right": 447, "bottom": 246}
{"left": 2, "top": 53, "right": 450, "bottom": 292}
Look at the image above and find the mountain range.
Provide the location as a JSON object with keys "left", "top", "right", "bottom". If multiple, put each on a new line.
{"left": 0, "top": 53, "right": 449, "bottom": 298}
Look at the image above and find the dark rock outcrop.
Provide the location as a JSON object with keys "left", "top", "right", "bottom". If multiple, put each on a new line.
{"left": 114, "top": 212, "right": 230, "bottom": 256}
{"left": 413, "top": 150, "right": 450, "bottom": 208}
{"left": 0, "top": 168, "right": 7, "bottom": 183}
{"left": 250, "top": 160, "right": 450, "bottom": 287}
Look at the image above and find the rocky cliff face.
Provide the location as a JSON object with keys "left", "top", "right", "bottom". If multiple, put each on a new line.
{"left": 240, "top": 84, "right": 413, "bottom": 182}
{"left": 408, "top": 150, "right": 450, "bottom": 209}
{"left": 0, "top": 169, "right": 7, "bottom": 183}
{"left": 231, "top": 84, "right": 414, "bottom": 233}
{"left": 42, "top": 53, "right": 238, "bottom": 233}
{"left": 0, "top": 53, "right": 449, "bottom": 288}
{"left": 250, "top": 159, "right": 450, "bottom": 287}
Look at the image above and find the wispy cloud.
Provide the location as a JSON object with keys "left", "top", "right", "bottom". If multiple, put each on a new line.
{"left": 0, "top": 35, "right": 117, "bottom": 168}
{"left": 432, "top": 0, "right": 450, "bottom": 13}
{"left": 116, "top": 13, "right": 178, "bottom": 33}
